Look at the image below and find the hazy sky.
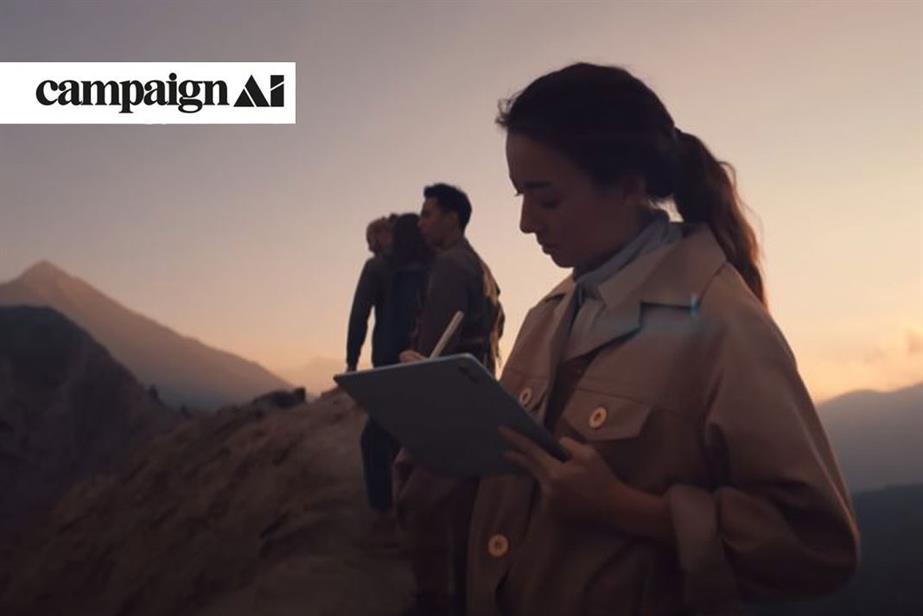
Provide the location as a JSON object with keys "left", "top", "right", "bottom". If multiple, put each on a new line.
{"left": 1, "top": 0, "right": 920, "bottom": 402}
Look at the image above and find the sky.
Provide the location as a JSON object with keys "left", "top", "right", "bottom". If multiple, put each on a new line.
{"left": 0, "top": 0, "right": 920, "bottom": 403}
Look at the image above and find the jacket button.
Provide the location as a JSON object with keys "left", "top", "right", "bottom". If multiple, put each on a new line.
{"left": 518, "top": 387, "right": 533, "bottom": 406}
{"left": 487, "top": 533, "right": 509, "bottom": 558}
{"left": 589, "top": 406, "right": 608, "bottom": 429}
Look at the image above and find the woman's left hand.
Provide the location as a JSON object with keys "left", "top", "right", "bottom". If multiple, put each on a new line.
{"left": 499, "top": 426, "right": 627, "bottom": 525}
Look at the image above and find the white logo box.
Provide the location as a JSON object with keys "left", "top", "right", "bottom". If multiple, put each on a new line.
{"left": 0, "top": 62, "right": 296, "bottom": 124}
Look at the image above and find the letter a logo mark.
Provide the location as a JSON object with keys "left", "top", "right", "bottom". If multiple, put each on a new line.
{"left": 234, "top": 75, "right": 284, "bottom": 107}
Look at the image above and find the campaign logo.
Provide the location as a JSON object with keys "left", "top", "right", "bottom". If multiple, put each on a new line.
{"left": 35, "top": 74, "right": 284, "bottom": 114}
{"left": 234, "top": 75, "right": 285, "bottom": 108}
{"left": 0, "top": 62, "right": 296, "bottom": 124}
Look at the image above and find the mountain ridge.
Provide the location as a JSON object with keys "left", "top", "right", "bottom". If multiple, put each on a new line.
{"left": 816, "top": 380, "right": 922, "bottom": 492}
{"left": 0, "top": 305, "right": 180, "bottom": 548}
{"left": 0, "top": 261, "right": 292, "bottom": 410}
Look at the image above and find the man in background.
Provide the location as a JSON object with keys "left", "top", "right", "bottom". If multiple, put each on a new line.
{"left": 408, "top": 183, "right": 503, "bottom": 372}
{"left": 345, "top": 215, "right": 396, "bottom": 372}
{"left": 396, "top": 183, "right": 503, "bottom": 616}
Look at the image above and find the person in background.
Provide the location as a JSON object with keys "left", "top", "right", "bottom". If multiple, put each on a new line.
{"left": 345, "top": 215, "right": 396, "bottom": 372}
{"left": 379, "top": 213, "right": 435, "bottom": 365}
{"left": 359, "top": 213, "right": 433, "bottom": 533}
{"left": 395, "top": 183, "right": 504, "bottom": 616}
{"left": 403, "top": 183, "right": 504, "bottom": 374}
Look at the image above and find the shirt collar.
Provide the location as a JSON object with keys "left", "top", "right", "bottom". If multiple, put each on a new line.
{"left": 573, "top": 208, "right": 677, "bottom": 302}
{"left": 541, "top": 221, "right": 727, "bottom": 309}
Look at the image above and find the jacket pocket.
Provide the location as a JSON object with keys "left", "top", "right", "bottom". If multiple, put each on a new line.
{"left": 560, "top": 389, "right": 654, "bottom": 441}
{"left": 560, "top": 390, "right": 705, "bottom": 492}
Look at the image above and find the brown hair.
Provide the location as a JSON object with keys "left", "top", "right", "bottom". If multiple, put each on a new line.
{"left": 497, "top": 63, "right": 766, "bottom": 305}
{"left": 391, "top": 213, "right": 433, "bottom": 266}
{"left": 365, "top": 216, "right": 394, "bottom": 255}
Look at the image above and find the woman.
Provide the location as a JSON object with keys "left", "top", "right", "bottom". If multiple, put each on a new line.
{"left": 467, "top": 63, "right": 859, "bottom": 616}
{"left": 360, "top": 213, "right": 433, "bottom": 516}
{"left": 380, "top": 213, "right": 434, "bottom": 365}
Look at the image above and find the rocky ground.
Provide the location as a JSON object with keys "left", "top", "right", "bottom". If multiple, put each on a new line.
{"left": 0, "top": 306, "right": 414, "bottom": 616}
{"left": 1, "top": 389, "right": 414, "bottom": 616}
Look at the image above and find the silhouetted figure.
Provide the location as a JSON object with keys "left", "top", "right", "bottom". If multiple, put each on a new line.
{"left": 413, "top": 184, "right": 504, "bottom": 374}
{"left": 395, "top": 183, "right": 504, "bottom": 616}
{"left": 360, "top": 213, "right": 434, "bottom": 521}
{"left": 345, "top": 215, "right": 396, "bottom": 372}
{"left": 379, "top": 213, "right": 435, "bottom": 366}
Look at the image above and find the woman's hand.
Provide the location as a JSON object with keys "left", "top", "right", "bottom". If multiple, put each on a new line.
{"left": 499, "top": 426, "right": 627, "bottom": 524}
{"left": 399, "top": 349, "right": 425, "bottom": 363}
{"left": 499, "top": 426, "right": 676, "bottom": 544}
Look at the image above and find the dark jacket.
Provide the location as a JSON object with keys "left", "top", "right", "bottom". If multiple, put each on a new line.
{"left": 415, "top": 238, "right": 503, "bottom": 374}
{"left": 346, "top": 254, "right": 393, "bottom": 369}
{"left": 378, "top": 262, "right": 430, "bottom": 366}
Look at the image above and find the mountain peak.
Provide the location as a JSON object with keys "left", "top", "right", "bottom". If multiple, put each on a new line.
{"left": 20, "top": 260, "right": 71, "bottom": 283}
{"left": 1, "top": 260, "right": 292, "bottom": 409}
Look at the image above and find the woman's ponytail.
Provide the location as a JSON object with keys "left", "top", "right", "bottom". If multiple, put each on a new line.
{"left": 497, "top": 63, "right": 767, "bottom": 306}
{"left": 673, "top": 129, "right": 766, "bottom": 306}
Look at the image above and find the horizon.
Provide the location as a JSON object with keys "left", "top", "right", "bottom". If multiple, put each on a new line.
{"left": 3, "top": 256, "right": 919, "bottom": 407}
{"left": 1, "top": 1, "right": 921, "bottom": 403}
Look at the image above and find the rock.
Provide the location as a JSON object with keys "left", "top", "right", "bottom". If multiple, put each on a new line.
{"left": 0, "top": 389, "right": 413, "bottom": 616}
{"left": 250, "top": 387, "right": 308, "bottom": 410}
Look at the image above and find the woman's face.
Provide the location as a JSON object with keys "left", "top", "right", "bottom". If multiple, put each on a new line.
{"left": 506, "top": 132, "right": 646, "bottom": 271}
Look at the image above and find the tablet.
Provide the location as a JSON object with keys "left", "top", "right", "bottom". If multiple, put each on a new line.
{"left": 334, "top": 354, "right": 567, "bottom": 476}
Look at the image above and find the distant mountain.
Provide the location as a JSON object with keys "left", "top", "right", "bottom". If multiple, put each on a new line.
{"left": 0, "top": 261, "right": 291, "bottom": 410}
{"left": 816, "top": 381, "right": 923, "bottom": 492}
{"left": 0, "top": 306, "right": 179, "bottom": 553}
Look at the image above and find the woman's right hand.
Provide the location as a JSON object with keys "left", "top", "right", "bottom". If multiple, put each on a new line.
{"left": 499, "top": 426, "right": 676, "bottom": 545}
{"left": 399, "top": 349, "right": 425, "bottom": 363}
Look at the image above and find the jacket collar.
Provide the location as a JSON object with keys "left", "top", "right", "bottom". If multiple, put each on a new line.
{"left": 540, "top": 222, "right": 726, "bottom": 309}
{"left": 536, "top": 223, "right": 727, "bottom": 369}
{"left": 512, "top": 223, "right": 728, "bottom": 421}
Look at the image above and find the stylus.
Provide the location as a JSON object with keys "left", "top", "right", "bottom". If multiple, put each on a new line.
{"left": 429, "top": 310, "right": 465, "bottom": 358}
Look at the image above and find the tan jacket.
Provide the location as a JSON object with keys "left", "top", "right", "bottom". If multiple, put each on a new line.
{"left": 467, "top": 223, "right": 859, "bottom": 616}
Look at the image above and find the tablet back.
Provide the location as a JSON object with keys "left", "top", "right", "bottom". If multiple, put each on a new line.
{"left": 334, "top": 354, "right": 565, "bottom": 476}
